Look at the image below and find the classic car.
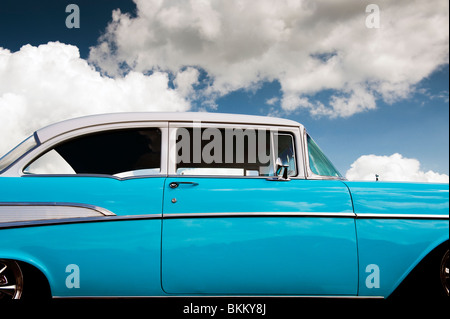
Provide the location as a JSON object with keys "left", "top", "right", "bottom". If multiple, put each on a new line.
{"left": 0, "top": 112, "right": 448, "bottom": 300}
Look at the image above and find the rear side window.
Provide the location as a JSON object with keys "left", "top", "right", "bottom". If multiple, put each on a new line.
{"left": 0, "top": 135, "right": 37, "bottom": 172}
{"left": 175, "top": 127, "right": 297, "bottom": 177}
{"left": 24, "top": 128, "right": 161, "bottom": 177}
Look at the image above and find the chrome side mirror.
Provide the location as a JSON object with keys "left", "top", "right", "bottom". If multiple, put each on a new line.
{"left": 275, "top": 158, "right": 283, "bottom": 175}
{"left": 275, "top": 157, "right": 290, "bottom": 181}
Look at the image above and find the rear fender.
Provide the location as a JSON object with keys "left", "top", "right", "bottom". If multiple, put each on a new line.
{"left": 0, "top": 249, "right": 54, "bottom": 296}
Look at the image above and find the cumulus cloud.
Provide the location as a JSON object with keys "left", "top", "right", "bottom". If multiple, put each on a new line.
{"left": 89, "top": 0, "right": 449, "bottom": 118}
{"left": 0, "top": 42, "right": 194, "bottom": 155}
{"left": 345, "top": 153, "right": 449, "bottom": 183}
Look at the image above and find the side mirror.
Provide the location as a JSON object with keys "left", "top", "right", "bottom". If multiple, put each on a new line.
{"left": 275, "top": 157, "right": 290, "bottom": 181}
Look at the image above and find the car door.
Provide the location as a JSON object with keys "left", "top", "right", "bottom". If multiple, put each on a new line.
{"left": 161, "top": 122, "right": 358, "bottom": 296}
{"left": 2, "top": 124, "right": 168, "bottom": 297}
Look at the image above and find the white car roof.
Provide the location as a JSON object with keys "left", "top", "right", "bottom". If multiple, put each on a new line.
{"left": 36, "top": 112, "right": 303, "bottom": 143}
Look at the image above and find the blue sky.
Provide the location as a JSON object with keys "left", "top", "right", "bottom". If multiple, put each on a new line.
{"left": 0, "top": 0, "right": 448, "bottom": 180}
{"left": 217, "top": 68, "right": 449, "bottom": 175}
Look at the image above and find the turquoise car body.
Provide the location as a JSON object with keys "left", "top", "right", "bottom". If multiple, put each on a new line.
{"left": 0, "top": 113, "right": 448, "bottom": 299}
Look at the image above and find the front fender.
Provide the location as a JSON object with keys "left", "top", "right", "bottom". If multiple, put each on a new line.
{"left": 345, "top": 181, "right": 449, "bottom": 297}
{"left": 356, "top": 219, "right": 448, "bottom": 297}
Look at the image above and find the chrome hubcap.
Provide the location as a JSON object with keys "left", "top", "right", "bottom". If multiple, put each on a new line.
{"left": 0, "top": 260, "right": 23, "bottom": 300}
{"left": 441, "top": 250, "right": 449, "bottom": 297}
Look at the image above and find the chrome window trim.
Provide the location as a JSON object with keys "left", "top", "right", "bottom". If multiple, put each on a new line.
{"left": 1, "top": 122, "right": 169, "bottom": 177}
{"left": 0, "top": 133, "right": 40, "bottom": 174}
{"left": 165, "top": 174, "right": 312, "bottom": 180}
{"left": 302, "top": 128, "right": 345, "bottom": 181}
{"left": 1, "top": 116, "right": 310, "bottom": 179}
{"left": 21, "top": 173, "right": 167, "bottom": 181}
{"left": 35, "top": 113, "right": 302, "bottom": 144}
{"left": 167, "top": 122, "right": 305, "bottom": 178}
{"left": 274, "top": 132, "right": 298, "bottom": 177}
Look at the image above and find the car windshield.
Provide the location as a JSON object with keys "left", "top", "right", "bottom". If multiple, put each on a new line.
{"left": 307, "top": 134, "right": 342, "bottom": 178}
{"left": 0, "top": 135, "right": 38, "bottom": 172}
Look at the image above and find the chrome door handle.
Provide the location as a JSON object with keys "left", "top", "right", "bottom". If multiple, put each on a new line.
{"left": 169, "top": 181, "right": 199, "bottom": 189}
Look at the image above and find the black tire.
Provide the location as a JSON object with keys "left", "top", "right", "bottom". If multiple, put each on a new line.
{"left": 18, "top": 261, "right": 51, "bottom": 300}
{"left": 0, "top": 259, "right": 24, "bottom": 300}
{"left": 390, "top": 242, "right": 449, "bottom": 300}
{"left": 440, "top": 249, "right": 449, "bottom": 297}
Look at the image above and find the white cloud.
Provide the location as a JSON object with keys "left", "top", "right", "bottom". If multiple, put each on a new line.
{"left": 345, "top": 153, "right": 449, "bottom": 183}
{"left": 89, "top": 0, "right": 449, "bottom": 118}
{"left": 265, "top": 97, "right": 279, "bottom": 106}
{"left": 0, "top": 42, "right": 194, "bottom": 156}
{"left": 174, "top": 67, "right": 200, "bottom": 98}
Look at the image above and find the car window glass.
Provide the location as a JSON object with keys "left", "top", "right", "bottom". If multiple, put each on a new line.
{"left": 175, "top": 128, "right": 296, "bottom": 177}
{"left": 307, "top": 134, "right": 341, "bottom": 177}
{"left": 24, "top": 128, "right": 161, "bottom": 177}
{"left": 276, "top": 133, "right": 297, "bottom": 176}
{"left": 0, "top": 135, "right": 37, "bottom": 172}
{"left": 24, "top": 149, "right": 76, "bottom": 175}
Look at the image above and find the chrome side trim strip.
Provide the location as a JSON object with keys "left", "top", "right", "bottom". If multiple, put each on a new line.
{"left": 1, "top": 210, "right": 447, "bottom": 230}
{"left": 0, "top": 212, "right": 354, "bottom": 230}
{"left": 0, "top": 202, "right": 115, "bottom": 216}
{"left": 52, "top": 295, "right": 384, "bottom": 299}
{"left": 165, "top": 212, "right": 449, "bottom": 220}
{"left": 163, "top": 212, "right": 356, "bottom": 219}
{"left": 0, "top": 202, "right": 116, "bottom": 226}
{"left": 356, "top": 213, "right": 449, "bottom": 220}
{"left": 0, "top": 214, "right": 162, "bottom": 230}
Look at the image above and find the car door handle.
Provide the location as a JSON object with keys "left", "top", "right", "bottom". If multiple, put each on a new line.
{"left": 169, "top": 181, "right": 199, "bottom": 189}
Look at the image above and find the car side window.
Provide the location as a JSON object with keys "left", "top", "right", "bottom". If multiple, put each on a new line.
{"left": 24, "top": 128, "right": 162, "bottom": 177}
{"left": 175, "top": 127, "right": 297, "bottom": 177}
{"left": 275, "top": 133, "right": 297, "bottom": 176}
{"left": 306, "top": 134, "right": 341, "bottom": 177}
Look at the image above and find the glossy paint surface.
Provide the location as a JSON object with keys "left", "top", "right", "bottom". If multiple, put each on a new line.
{"left": 0, "top": 175, "right": 165, "bottom": 297}
{"left": 0, "top": 177, "right": 448, "bottom": 298}
{"left": 345, "top": 181, "right": 449, "bottom": 217}
{"left": 0, "top": 219, "right": 162, "bottom": 297}
{"left": 356, "top": 219, "right": 448, "bottom": 297}
{"left": 0, "top": 176, "right": 165, "bottom": 217}
{"left": 345, "top": 181, "right": 449, "bottom": 296}
{"left": 162, "top": 178, "right": 358, "bottom": 295}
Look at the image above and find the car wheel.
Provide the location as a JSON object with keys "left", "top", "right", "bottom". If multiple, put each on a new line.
{"left": 440, "top": 249, "right": 449, "bottom": 297}
{"left": 0, "top": 260, "right": 24, "bottom": 300}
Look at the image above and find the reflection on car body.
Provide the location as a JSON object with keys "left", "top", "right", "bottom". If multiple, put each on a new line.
{"left": 0, "top": 112, "right": 448, "bottom": 300}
